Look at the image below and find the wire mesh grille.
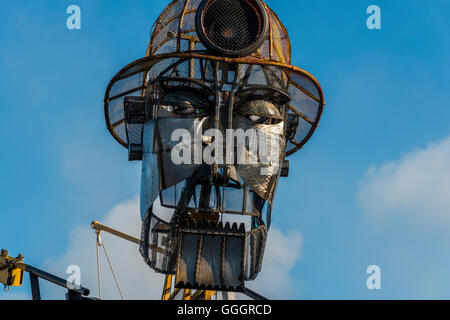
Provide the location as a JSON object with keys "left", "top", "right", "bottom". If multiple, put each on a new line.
{"left": 147, "top": 0, "right": 291, "bottom": 64}
{"left": 201, "top": 0, "right": 264, "bottom": 51}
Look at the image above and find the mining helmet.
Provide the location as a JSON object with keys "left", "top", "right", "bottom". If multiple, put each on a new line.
{"left": 105, "top": 0, "right": 324, "bottom": 156}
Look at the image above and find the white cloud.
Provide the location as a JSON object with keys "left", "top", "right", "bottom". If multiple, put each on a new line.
{"left": 45, "top": 197, "right": 303, "bottom": 300}
{"left": 247, "top": 228, "right": 303, "bottom": 299}
{"left": 45, "top": 197, "right": 165, "bottom": 300}
{"left": 358, "top": 136, "right": 450, "bottom": 226}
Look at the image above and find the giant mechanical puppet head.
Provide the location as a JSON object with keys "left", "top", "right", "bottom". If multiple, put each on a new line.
{"left": 104, "top": 0, "right": 324, "bottom": 292}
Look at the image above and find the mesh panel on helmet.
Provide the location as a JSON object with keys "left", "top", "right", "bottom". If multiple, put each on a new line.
{"left": 148, "top": 0, "right": 291, "bottom": 64}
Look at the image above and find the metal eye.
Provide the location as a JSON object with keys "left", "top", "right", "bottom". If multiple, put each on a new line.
{"left": 174, "top": 100, "right": 196, "bottom": 115}
{"left": 236, "top": 99, "right": 282, "bottom": 124}
{"left": 161, "top": 89, "right": 211, "bottom": 117}
{"left": 249, "top": 115, "right": 270, "bottom": 124}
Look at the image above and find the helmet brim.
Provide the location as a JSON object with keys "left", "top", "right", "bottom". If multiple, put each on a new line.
{"left": 104, "top": 52, "right": 324, "bottom": 156}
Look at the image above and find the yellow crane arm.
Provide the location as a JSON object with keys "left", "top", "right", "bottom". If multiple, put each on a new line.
{"left": 90, "top": 221, "right": 168, "bottom": 255}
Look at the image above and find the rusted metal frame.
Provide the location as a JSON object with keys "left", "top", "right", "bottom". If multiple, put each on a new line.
{"left": 105, "top": 53, "right": 324, "bottom": 149}
{"left": 138, "top": 64, "right": 149, "bottom": 146}
{"left": 148, "top": 81, "right": 162, "bottom": 122}
{"left": 286, "top": 119, "right": 322, "bottom": 156}
{"left": 177, "top": 0, "right": 190, "bottom": 52}
{"left": 270, "top": 18, "right": 287, "bottom": 64}
{"left": 250, "top": 231, "right": 257, "bottom": 278}
{"left": 255, "top": 227, "right": 267, "bottom": 273}
{"left": 273, "top": 43, "right": 285, "bottom": 65}
{"left": 192, "top": 186, "right": 199, "bottom": 208}
{"left": 124, "top": 111, "right": 131, "bottom": 145}
{"left": 263, "top": 177, "right": 277, "bottom": 208}
{"left": 107, "top": 85, "right": 146, "bottom": 103}
{"left": 107, "top": 84, "right": 145, "bottom": 145}
{"left": 153, "top": 9, "right": 198, "bottom": 40}
{"left": 156, "top": 132, "right": 170, "bottom": 194}
{"left": 159, "top": 55, "right": 198, "bottom": 79}
{"left": 199, "top": 58, "right": 206, "bottom": 81}
{"left": 111, "top": 118, "right": 125, "bottom": 129}
{"left": 188, "top": 38, "right": 196, "bottom": 78}
{"left": 241, "top": 230, "right": 248, "bottom": 283}
{"left": 289, "top": 106, "right": 315, "bottom": 125}
{"left": 224, "top": 63, "right": 242, "bottom": 188}
{"left": 106, "top": 53, "right": 324, "bottom": 99}
{"left": 251, "top": 51, "right": 265, "bottom": 61}
{"left": 269, "top": 8, "right": 292, "bottom": 64}
{"left": 150, "top": 220, "right": 162, "bottom": 266}
{"left": 290, "top": 80, "right": 321, "bottom": 103}
{"left": 241, "top": 64, "right": 254, "bottom": 86}
{"left": 153, "top": 29, "right": 198, "bottom": 55}
{"left": 175, "top": 231, "right": 184, "bottom": 285}
{"left": 244, "top": 224, "right": 266, "bottom": 237}
{"left": 286, "top": 89, "right": 325, "bottom": 156}
{"left": 161, "top": 204, "right": 261, "bottom": 217}
{"left": 148, "top": 0, "right": 177, "bottom": 56}
{"left": 166, "top": 230, "right": 179, "bottom": 276}
{"left": 261, "top": 65, "right": 276, "bottom": 89}
{"left": 265, "top": 66, "right": 289, "bottom": 90}
{"left": 236, "top": 85, "right": 291, "bottom": 104}
{"left": 152, "top": 10, "right": 197, "bottom": 55}
{"left": 107, "top": 54, "right": 324, "bottom": 91}
{"left": 212, "top": 61, "right": 221, "bottom": 176}
{"left": 204, "top": 59, "right": 212, "bottom": 81}
{"left": 180, "top": 32, "right": 199, "bottom": 42}
{"left": 140, "top": 213, "right": 153, "bottom": 268}
{"left": 113, "top": 63, "right": 154, "bottom": 84}
{"left": 266, "top": 3, "right": 274, "bottom": 60}
{"left": 180, "top": 229, "right": 245, "bottom": 238}
{"left": 190, "top": 289, "right": 205, "bottom": 300}
{"left": 168, "top": 63, "right": 180, "bottom": 78}
{"left": 156, "top": 57, "right": 190, "bottom": 80}
{"left": 260, "top": 66, "right": 276, "bottom": 88}
{"left": 152, "top": 37, "right": 177, "bottom": 56}
{"left": 156, "top": 76, "right": 215, "bottom": 93}
{"left": 242, "top": 231, "right": 249, "bottom": 280}
{"left": 194, "top": 234, "right": 204, "bottom": 285}
{"left": 220, "top": 236, "right": 226, "bottom": 288}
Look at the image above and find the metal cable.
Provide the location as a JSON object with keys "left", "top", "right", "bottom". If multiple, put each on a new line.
{"left": 101, "top": 240, "right": 125, "bottom": 300}
{"left": 96, "top": 232, "right": 102, "bottom": 299}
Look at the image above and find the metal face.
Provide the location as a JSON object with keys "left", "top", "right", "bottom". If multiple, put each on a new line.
{"left": 136, "top": 59, "right": 286, "bottom": 288}
{"left": 103, "top": 0, "right": 325, "bottom": 292}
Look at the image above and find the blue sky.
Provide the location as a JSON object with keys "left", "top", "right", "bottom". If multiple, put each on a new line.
{"left": 0, "top": 0, "right": 449, "bottom": 300}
